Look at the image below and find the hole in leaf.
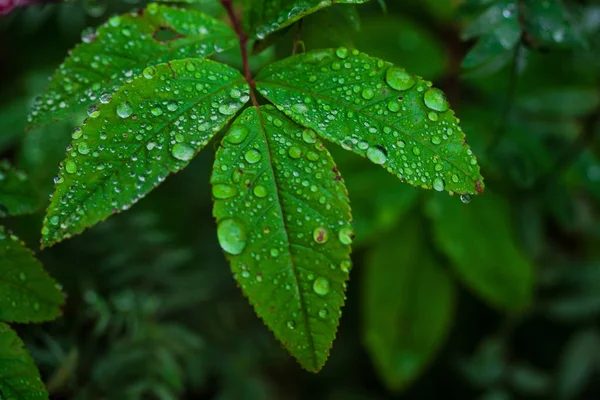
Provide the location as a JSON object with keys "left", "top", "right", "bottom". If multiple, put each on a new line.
{"left": 154, "top": 27, "right": 183, "bottom": 42}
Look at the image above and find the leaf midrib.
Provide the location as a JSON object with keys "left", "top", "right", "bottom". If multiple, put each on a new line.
{"left": 254, "top": 107, "right": 319, "bottom": 370}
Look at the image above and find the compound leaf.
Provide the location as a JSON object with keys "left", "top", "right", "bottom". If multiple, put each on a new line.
{"left": 211, "top": 105, "right": 353, "bottom": 372}
{"left": 363, "top": 217, "right": 455, "bottom": 392}
{"left": 426, "top": 193, "right": 534, "bottom": 311}
{"left": 256, "top": 48, "right": 484, "bottom": 196}
{"left": 0, "top": 227, "right": 64, "bottom": 323}
{"left": 42, "top": 58, "right": 249, "bottom": 247}
{"left": 0, "top": 322, "right": 48, "bottom": 399}
{"left": 245, "top": 0, "right": 370, "bottom": 40}
{"left": 0, "top": 161, "right": 40, "bottom": 217}
{"left": 27, "top": 3, "right": 237, "bottom": 128}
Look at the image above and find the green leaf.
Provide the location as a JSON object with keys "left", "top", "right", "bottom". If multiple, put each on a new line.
{"left": 556, "top": 329, "right": 600, "bottom": 400}
{"left": 0, "top": 227, "right": 64, "bottom": 323}
{"left": 363, "top": 217, "right": 455, "bottom": 392}
{"left": 245, "top": 0, "right": 370, "bottom": 40}
{"left": 521, "top": 0, "right": 588, "bottom": 49}
{"left": 0, "top": 322, "right": 49, "bottom": 399}
{"left": 211, "top": 105, "right": 353, "bottom": 372}
{"left": 256, "top": 48, "right": 484, "bottom": 196}
{"left": 426, "top": 193, "right": 534, "bottom": 311}
{"left": 42, "top": 58, "right": 249, "bottom": 247}
{"left": 27, "top": 3, "right": 237, "bottom": 128}
{"left": 0, "top": 161, "right": 40, "bottom": 217}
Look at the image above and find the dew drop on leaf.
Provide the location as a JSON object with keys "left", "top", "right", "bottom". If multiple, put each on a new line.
{"left": 385, "top": 67, "right": 416, "bottom": 91}
{"left": 341, "top": 260, "right": 352, "bottom": 273}
{"left": 150, "top": 106, "right": 163, "bottom": 116}
{"left": 335, "top": 47, "right": 349, "bottom": 59}
{"left": 433, "top": 177, "right": 445, "bottom": 192}
{"left": 361, "top": 88, "right": 375, "bottom": 100}
{"left": 227, "top": 125, "right": 249, "bottom": 144}
{"left": 338, "top": 226, "right": 355, "bottom": 245}
{"left": 366, "top": 146, "right": 387, "bottom": 165}
{"left": 116, "top": 101, "right": 133, "bottom": 118}
{"left": 318, "top": 308, "right": 328, "bottom": 319}
{"left": 253, "top": 185, "right": 267, "bottom": 198}
{"left": 288, "top": 146, "right": 302, "bottom": 159}
{"left": 313, "top": 226, "right": 329, "bottom": 244}
{"left": 65, "top": 160, "right": 78, "bottom": 174}
{"left": 217, "top": 218, "right": 247, "bottom": 255}
{"left": 313, "top": 277, "right": 330, "bottom": 296}
{"left": 171, "top": 143, "right": 194, "bottom": 161}
{"left": 424, "top": 88, "right": 450, "bottom": 112}
{"left": 460, "top": 194, "right": 473, "bottom": 204}
{"left": 287, "top": 320, "right": 296, "bottom": 329}
{"left": 244, "top": 149, "right": 262, "bottom": 164}
{"left": 212, "top": 184, "right": 238, "bottom": 199}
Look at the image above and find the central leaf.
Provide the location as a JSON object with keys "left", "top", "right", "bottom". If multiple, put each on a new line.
{"left": 211, "top": 105, "right": 353, "bottom": 371}
{"left": 42, "top": 58, "right": 249, "bottom": 247}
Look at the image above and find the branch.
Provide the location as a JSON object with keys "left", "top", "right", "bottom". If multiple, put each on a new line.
{"left": 220, "top": 0, "right": 259, "bottom": 108}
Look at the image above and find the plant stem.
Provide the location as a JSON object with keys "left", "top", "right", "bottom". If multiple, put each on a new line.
{"left": 220, "top": 0, "right": 259, "bottom": 108}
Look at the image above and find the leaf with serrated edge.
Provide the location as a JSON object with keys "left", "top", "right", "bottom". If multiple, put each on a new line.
{"left": 426, "top": 193, "right": 533, "bottom": 311}
{"left": 364, "top": 217, "right": 454, "bottom": 392}
{"left": 0, "top": 161, "right": 40, "bottom": 217}
{"left": 256, "top": 48, "right": 484, "bottom": 196}
{"left": 27, "top": 3, "right": 237, "bottom": 128}
{"left": 41, "top": 58, "right": 249, "bottom": 247}
{"left": 211, "top": 105, "right": 353, "bottom": 372}
{"left": 0, "top": 227, "right": 64, "bottom": 323}
{"left": 245, "top": 0, "right": 370, "bottom": 40}
{"left": 0, "top": 322, "right": 49, "bottom": 399}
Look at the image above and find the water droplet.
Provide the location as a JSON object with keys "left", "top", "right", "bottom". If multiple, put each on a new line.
{"left": 167, "top": 101, "right": 178, "bottom": 112}
{"left": 287, "top": 320, "right": 296, "bottom": 329}
{"left": 244, "top": 149, "right": 262, "bottom": 164}
{"left": 366, "top": 146, "right": 387, "bottom": 165}
{"left": 361, "top": 88, "right": 375, "bottom": 100}
{"left": 385, "top": 67, "right": 416, "bottom": 91}
{"left": 78, "top": 141, "right": 90, "bottom": 155}
{"left": 270, "top": 248, "right": 279, "bottom": 257}
{"left": 431, "top": 136, "right": 441, "bottom": 145}
{"left": 287, "top": 146, "right": 302, "bottom": 159}
{"left": 71, "top": 127, "right": 83, "bottom": 140}
{"left": 87, "top": 104, "right": 100, "bottom": 118}
{"left": 65, "top": 160, "right": 78, "bottom": 174}
{"left": 387, "top": 100, "right": 401, "bottom": 112}
{"left": 227, "top": 125, "right": 249, "bottom": 144}
{"left": 424, "top": 88, "right": 450, "bottom": 112}
{"left": 49, "top": 216, "right": 59, "bottom": 226}
{"left": 341, "top": 260, "right": 352, "bottom": 273}
{"left": 142, "top": 66, "right": 155, "bottom": 79}
{"left": 99, "top": 92, "right": 112, "bottom": 104}
{"left": 212, "top": 184, "right": 238, "bottom": 199}
{"left": 336, "top": 47, "right": 349, "bottom": 59}
{"left": 460, "top": 194, "right": 472, "bottom": 204}
{"left": 313, "top": 276, "right": 330, "bottom": 296}
{"left": 116, "top": 102, "right": 133, "bottom": 118}
{"left": 428, "top": 111, "right": 439, "bottom": 122}
{"left": 253, "top": 185, "right": 267, "bottom": 198}
{"left": 171, "top": 143, "right": 194, "bottom": 161}
{"left": 338, "top": 226, "right": 355, "bottom": 245}
{"left": 313, "top": 226, "right": 329, "bottom": 244}
{"left": 412, "top": 146, "right": 421, "bottom": 156}
{"left": 217, "top": 218, "right": 247, "bottom": 255}
{"left": 151, "top": 106, "right": 163, "bottom": 116}
{"left": 302, "top": 129, "right": 317, "bottom": 144}
{"left": 452, "top": 174, "right": 459, "bottom": 183}
{"left": 318, "top": 309, "right": 328, "bottom": 319}
{"left": 433, "top": 177, "right": 445, "bottom": 192}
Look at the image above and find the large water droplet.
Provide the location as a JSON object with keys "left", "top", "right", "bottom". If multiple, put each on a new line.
{"left": 244, "top": 149, "right": 262, "bottom": 164}
{"left": 361, "top": 88, "right": 375, "bottom": 100}
{"left": 65, "top": 160, "right": 77, "bottom": 174}
{"left": 227, "top": 125, "right": 249, "bottom": 144}
{"left": 433, "top": 177, "right": 445, "bottom": 192}
{"left": 338, "top": 226, "right": 355, "bottom": 245}
{"left": 288, "top": 146, "right": 302, "bottom": 159}
{"left": 171, "top": 144, "right": 194, "bottom": 161}
{"left": 385, "top": 67, "right": 416, "bottom": 91}
{"left": 253, "top": 185, "right": 267, "bottom": 198}
{"left": 460, "top": 194, "right": 472, "bottom": 204}
{"left": 313, "top": 277, "right": 330, "bottom": 296}
{"left": 336, "top": 47, "right": 349, "bottom": 59}
{"left": 217, "top": 218, "right": 247, "bottom": 255}
{"left": 366, "top": 146, "right": 387, "bottom": 165}
{"left": 116, "top": 102, "right": 133, "bottom": 118}
{"left": 424, "top": 88, "right": 450, "bottom": 112}
{"left": 313, "top": 226, "right": 329, "bottom": 244}
{"left": 212, "top": 184, "right": 238, "bottom": 199}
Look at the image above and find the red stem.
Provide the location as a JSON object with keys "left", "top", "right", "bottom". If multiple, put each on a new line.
{"left": 220, "top": 0, "right": 259, "bottom": 108}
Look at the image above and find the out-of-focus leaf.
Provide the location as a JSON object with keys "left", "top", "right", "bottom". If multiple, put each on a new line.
{"left": 27, "top": 3, "right": 237, "bottom": 128}
{"left": 521, "top": 0, "right": 587, "bottom": 49}
{"left": 0, "top": 227, "right": 64, "bottom": 323}
{"left": 256, "top": 48, "right": 484, "bottom": 196}
{"left": 556, "top": 329, "right": 600, "bottom": 399}
{"left": 508, "top": 364, "right": 551, "bottom": 396}
{"left": 41, "top": 58, "right": 249, "bottom": 247}
{"left": 0, "top": 98, "right": 29, "bottom": 152}
{"left": 0, "top": 161, "right": 40, "bottom": 217}
{"left": 302, "top": 4, "right": 361, "bottom": 49}
{"left": 244, "top": 0, "right": 370, "bottom": 40}
{"left": 363, "top": 217, "right": 455, "bottom": 391}
{"left": 426, "top": 193, "right": 534, "bottom": 311}
{"left": 0, "top": 322, "right": 48, "bottom": 399}
{"left": 351, "top": 15, "right": 446, "bottom": 80}
{"left": 460, "top": 338, "right": 505, "bottom": 387}
{"left": 211, "top": 106, "right": 352, "bottom": 372}
{"left": 517, "top": 87, "right": 600, "bottom": 117}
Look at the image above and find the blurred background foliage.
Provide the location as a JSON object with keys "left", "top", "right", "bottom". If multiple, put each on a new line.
{"left": 1, "top": 0, "right": 600, "bottom": 398}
